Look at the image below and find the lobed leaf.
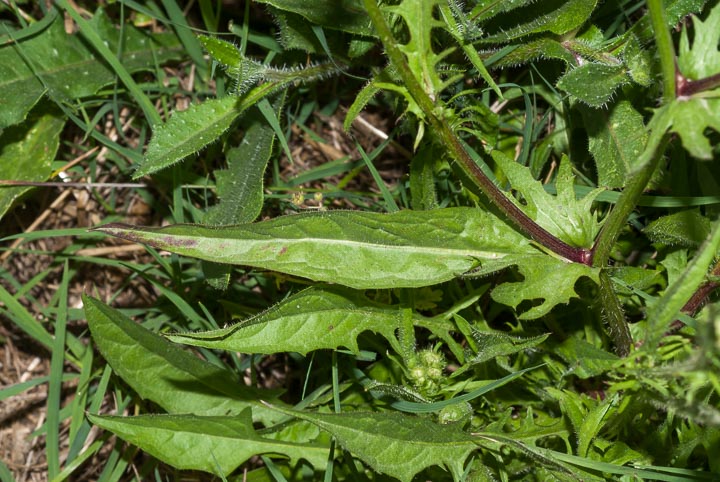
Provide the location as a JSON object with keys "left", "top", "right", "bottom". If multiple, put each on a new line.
{"left": 93, "top": 208, "right": 535, "bottom": 289}
{"left": 677, "top": 2, "right": 720, "bottom": 81}
{"left": 267, "top": 405, "right": 479, "bottom": 482}
{"left": 167, "top": 286, "right": 407, "bottom": 355}
{"left": 653, "top": 98, "right": 720, "bottom": 160}
{"left": 87, "top": 410, "right": 328, "bottom": 477}
{"left": 493, "top": 152, "right": 604, "bottom": 248}
{"left": 83, "top": 296, "right": 282, "bottom": 425}
{"left": 489, "top": 255, "right": 600, "bottom": 320}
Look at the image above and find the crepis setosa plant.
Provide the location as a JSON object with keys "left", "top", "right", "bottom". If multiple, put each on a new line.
{"left": 84, "top": 0, "right": 720, "bottom": 480}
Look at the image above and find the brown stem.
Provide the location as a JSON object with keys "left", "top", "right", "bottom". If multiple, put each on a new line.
{"left": 675, "top": 65, "right": 720, "bottom": 98}
{"left": 665, "top": 263, "right": 720, "bottom": 334}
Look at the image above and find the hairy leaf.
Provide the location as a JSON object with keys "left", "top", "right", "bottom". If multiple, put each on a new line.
{"left": 557, "top": 63, "right": 629, "bottom": 107}
{"left": 553, "top": 337, "right": 619, "bottom": 379}
{"left": 644, "top": 210, "right": 712, "bottom": 247}
{"left": 481, "top": 0, "right": 598, "bottom": 43}
{"left": 267, "top": 405, "right": 478, "bottom": 481}
{"left": 468, "top": 0, "right": 534, "bottom": 24}
{"left": 254, "top": 0, "right": 373, "bottom": 36}
{"left": 93, "top": 208, "right": 535, "bottom": 289}
{"left": 0, "top": 9, "right": 182, "bottom": 128}
{"left": 83, "top": 296, "right": 281, "bottom": 425}
{"left": 87, "top": 410, "right": 327, "bottom": 477}
{"left": 660, "top": 2, "right": 720, "bottom": 159}
{"left": 583, "top": 100, "right": 648, "bottom": 188}
{"left": 0, "top": 107, "right": 65, "bottom": 221}
{"left": 167, "top": 286, "right": 407, "bottom": 355}
{"left": 493, "top": 152, "right": 604, "bottom": 248}
{"left": 205, "top": 109, "right": 276, "bottom": 225}
{"left": 467, "top": 331, "right": 549, "bottom": 366}
{"left": 137, "top": 96, "right": 244, "bottom": 178}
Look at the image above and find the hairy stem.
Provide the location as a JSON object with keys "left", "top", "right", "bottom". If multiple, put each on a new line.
{"left": 592, "top": 132, "right": 670, "bottom": 267}
{"left": 647, "top": 0, "right": 676, "bottom": 102}
{"left": 363, "top": 0, "right": 590, "bottom": 265}
{"left": 598, "top": 271, "right": 632, "bottom": 356}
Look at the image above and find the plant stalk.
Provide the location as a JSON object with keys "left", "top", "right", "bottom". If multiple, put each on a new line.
{"left": 363, "top": 0, "right": 590, "bottom": 265}
{"left": 592, "top": 132, "right": 670, "bottom": 267}
{"left": 647, "top": 0, "right": 676, "bottom": 102}
{"left": 598, "top": 271, "right": 632, "bottom": 356}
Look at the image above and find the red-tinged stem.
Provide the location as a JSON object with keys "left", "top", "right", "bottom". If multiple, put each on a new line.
{"left": 676, "top": 69, "right": 720, "bottom": 98}
{"left": 363, "top": 0, "right": 591, "bottom": 265}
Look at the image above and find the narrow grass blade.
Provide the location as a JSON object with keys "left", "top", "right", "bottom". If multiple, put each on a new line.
{"left": 54, "top": 0, "right": 162, "bottom": 126}
{"left": 46, "top": 261, "right": 70, "bottom": 479}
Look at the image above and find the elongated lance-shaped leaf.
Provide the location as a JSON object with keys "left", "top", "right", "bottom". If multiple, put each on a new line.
{"left": 253, "top": 0, "right": 374, "bottom": 36}
{"left": 93, "top": 208, "right": 536, "bottom": 289}
{"left": 87, "top": 410, "right": 328, "bottom": 477}
{"left": 135, "top": 95, "right": 243, "bottom": 179}
{"left": 200, "top": 35, "right": 342, "bottom": 95}
{"left": 83, "top": 296, "right": 283, "bottom": 425}
{"left": 168, "top": 286, "right": 411, "bottom": 355}
{"left": 480, "top": 0, "right": 599, "bottom": 43}
{"left": 265, "top": 405, "right": 480, "bottom": 482}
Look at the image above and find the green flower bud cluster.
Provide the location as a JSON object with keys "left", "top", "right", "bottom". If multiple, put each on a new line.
{"left": 407, "top": 349, "right": 446, "bottom": 396}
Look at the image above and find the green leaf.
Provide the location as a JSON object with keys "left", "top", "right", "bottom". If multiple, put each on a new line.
{"left": 0, "top": 9, "right": 182, "bottom": 128}
{"left": 343, "top": 79, "right": 381, "bottom": 132}
{"left": 386, "top": 0, "right": 451, "bottom": 100}
{"left": 409, "top": 145, "right": 439, "bottom": 210}
{"left": 644, "top": 210, "right": 712, "bottom": 247}
{"left": 557, "top": 63, "right": 629, "bottom": 107}
{"left": 677, "top": 2, "right": 720, "bottom": 80}
{"left": 489, "top": 255, "right": 600, "bottom": 319}
{"left": 93, "top": 207, "right": 535, "bottom": 289}
{"left": 577, "top": 395, "right": 617, "bottom": 458}
{"left": 83, "top": 296, "right": 282, "bottom": 425}
{"left": 481, "top": 0, "right": 598, "bottom": 43}
{"left": 136, "top": 96, "right": 243, "bottom": 178}
{"left": 623, "top": 35, "right": 653, "bottom": 87}
{"left": 204, "top": 108, "right": 276, "bottom": 225}
{"left": 660, "top": 98, "right": 720, "bottom": 160}
{"left": 87, "top": 410, "right": 328, "bottom": 477}
{"left": 466, "top": 331, "right": 549, "bottom": 367}
{"left": 198, "top": 35, "right": 243, "bottom": 70}
{"left": 266, "top": 405, "right": 478, "bottom": 482}
{"left": 553, "top": 337, "right": 619, "bottom": 379}
{"left": 583, "top": 100, "right": 648, "bottom": 189}
{"left": 645, "top": 217, "right": 720, "bottom": 348}
{"left": 254, "top": 0, "right": 374, "bottom": 36}
{"left": 0, "top": 107, "right": 65, "bottom": 221}
{"left": 493, "top": 152, "right": 604, "bottom": 248}
{"left": 167, "top": 286, "right": 405, "bottom": 355}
